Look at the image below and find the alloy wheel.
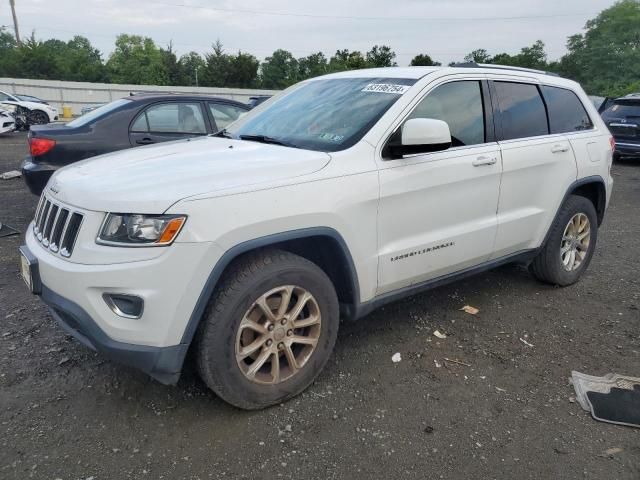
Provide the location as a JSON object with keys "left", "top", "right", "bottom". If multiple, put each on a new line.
{"left": 235, "top": 285, "right": 321, "bottom": 385}
{"left": 560, "top": 213, "right": 591, "bottom": 271}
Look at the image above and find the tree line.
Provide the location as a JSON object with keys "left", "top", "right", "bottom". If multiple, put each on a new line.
{"left": 0, "top": 0, "right": 638, "bottom": 96}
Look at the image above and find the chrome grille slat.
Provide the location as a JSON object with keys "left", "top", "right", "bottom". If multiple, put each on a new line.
{"left": 49, "top": 208, "right": 69, "bottom": 252}
{"left": 42, "top": 204, "right": 59, "bottom": 247}
{"left": 31, "top": 193, "right": 83, "bottom": 259}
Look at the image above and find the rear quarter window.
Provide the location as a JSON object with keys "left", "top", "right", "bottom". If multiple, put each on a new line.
{"left": 542, "top": 86, "right": 593, "bottom": 133}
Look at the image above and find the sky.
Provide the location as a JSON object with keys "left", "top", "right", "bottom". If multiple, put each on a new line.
{"left": 0, "top": 0, "right": 620, "bottom": 65}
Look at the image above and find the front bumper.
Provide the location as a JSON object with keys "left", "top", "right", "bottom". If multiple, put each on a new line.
{"left": 22, "top": 223, "right": 223, "bottom": 384}
{"left": 21, "top": 243, "right": 188, "bottom": 384}
{"left": 21, "top": 157, "right": 56, "bottom": 195}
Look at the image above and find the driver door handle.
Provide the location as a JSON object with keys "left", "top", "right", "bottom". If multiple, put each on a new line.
{"left": 472, "top": 155, "right": 497, "bottom": 167}
{"left": 136, "top": 137, "right": 155, "bottom": 145}
{"left": 551, "top": 144, "right": 569, "bottom": 153}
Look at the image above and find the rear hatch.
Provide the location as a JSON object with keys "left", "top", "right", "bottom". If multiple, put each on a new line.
{"left": 602, "top": 98, "right": 640, "bottom": 142}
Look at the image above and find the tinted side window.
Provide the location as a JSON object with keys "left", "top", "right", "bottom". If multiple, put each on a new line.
{"left": 145, "top": 102, "right": 206, "bottom": 134}
{"left": 130, "top": 113, "right": 148, "bottom": 132}
{"left": 208, "top": 103, "right": 246, "bottom": 130}
{"left": 494, "top": 82, "right": 548, "bottom": 140}
{"left": 542, "top": 86, "right": 593, "bottom": 133}
{"left": 408, "top": 81, "right": 485, "bottom": 146}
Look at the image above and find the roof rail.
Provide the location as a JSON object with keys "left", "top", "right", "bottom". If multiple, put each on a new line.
{"left": 450, "top": 62, "right": 560, "bottom": 77}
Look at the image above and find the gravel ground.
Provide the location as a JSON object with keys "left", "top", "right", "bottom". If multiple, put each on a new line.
{"left": 1, "top": 131, "right": 639, "bottom": 480}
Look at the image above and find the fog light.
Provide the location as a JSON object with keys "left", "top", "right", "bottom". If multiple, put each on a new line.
{"left": 103, "top": 294, "right": 144, "bottom": 319}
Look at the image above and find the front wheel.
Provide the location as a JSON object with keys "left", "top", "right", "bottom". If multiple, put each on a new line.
{"left": 196, "top": 249, "right": 339, "bottom": 410}
{"left": 530, "top": 195, "right": 598, "bottom": 286}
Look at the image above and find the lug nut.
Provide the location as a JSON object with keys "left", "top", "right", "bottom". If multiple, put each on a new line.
{"left": 280, "top": 319, "right": 287, "bottom": 325}
{"left": 266, "top": 339, "right": 273, "bottom": 347}
{"left": 286, "top": 330, "right": 293, "bottom": 337}
{"left": 277, "top": 342, "right": 284, "bottom": 350}
{"left": 267, "top": 324, "right": 275, "bottom": 331}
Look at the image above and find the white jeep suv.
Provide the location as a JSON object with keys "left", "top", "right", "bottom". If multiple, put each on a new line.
{"left": 19, "top": 65, "right": 614, "bottom": 409}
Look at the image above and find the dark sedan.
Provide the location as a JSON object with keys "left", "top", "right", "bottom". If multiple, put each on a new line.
{"left": 21, "top": 94, "right": 250, "bottom": 195}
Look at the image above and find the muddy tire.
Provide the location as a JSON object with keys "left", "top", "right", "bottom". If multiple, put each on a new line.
{"left": 530, "top": 195, "right": 598, "bottom": 286}
{"left": 196, "top": 249, "right": 339, "bottom": 410}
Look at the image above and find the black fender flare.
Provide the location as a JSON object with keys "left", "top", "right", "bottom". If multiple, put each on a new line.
{"left": 179, "top": 227, "right": 361, "bottom": 347}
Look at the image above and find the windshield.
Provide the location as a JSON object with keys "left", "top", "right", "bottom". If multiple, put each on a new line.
{"left": 227, "top": 77, "right": 417, "bottom": 152}
{"left": 602, "top": 100, "right": 640, "bottom": 119}
{"left": 66, "top": 98, "right": 131, "bottom": 127}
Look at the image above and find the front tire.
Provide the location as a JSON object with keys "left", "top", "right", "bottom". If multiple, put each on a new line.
{"left": 530, "top": 195, "right": 598, "bottom": 286}
{"left": 30, "top": 110, "right": 50, "bottom": 125}
{"left": 196, "top": 249, "right": 339, "bottom": 410}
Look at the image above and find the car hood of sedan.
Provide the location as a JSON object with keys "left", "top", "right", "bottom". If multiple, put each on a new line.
{"left": 48, "top": 136, "right": 331, "bottom": 212}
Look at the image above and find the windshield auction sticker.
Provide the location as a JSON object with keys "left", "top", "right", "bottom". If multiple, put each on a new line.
{"left": 361, "top": 84, "right": 411, "bottom": 94}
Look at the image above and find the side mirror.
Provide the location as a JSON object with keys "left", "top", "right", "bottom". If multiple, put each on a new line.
{"left": 387, "top": 118, "right": 452, "bottom": 158}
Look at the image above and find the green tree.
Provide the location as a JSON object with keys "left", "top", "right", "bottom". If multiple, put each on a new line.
{"left": 410, "top": 53, "right": 441, "bottom": 66}
{"left": 179, "top": 51, "right": 206, "bottom": 86}
{"left": 557, "top": 0, "right": 640, "bottom": 96}
{"left": 328, "top": 49, "right": 367, "bottom": 72}
{"left": 365, "top": 45, "right": 397, "bottom": 67}
{"left": 298, "top": 52, "right": 328, "bottom": 79}
{"left": 106, "top": 34, "right": 168, "bottom": 85}
{"left": 202, "top": 40, "right": 231, "bottom": 87}
{"left": 463, "top": 49, "right": 492, "bottom": 63}
{"left": 227, "top": 52, "right": 259, "bottom": 88}
{"left": 260, "top": 49, "right": 299, "bottom": 88}
{"left": 160, "top": 42, "right": 182, "bottom": 86}
{"left": 62, "top": 36, "right": 107, "bottom": 82}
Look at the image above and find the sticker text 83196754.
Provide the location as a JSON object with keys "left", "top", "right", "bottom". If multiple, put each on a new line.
{"left": 361, "top": 84, "right": 411, "bottom": 94}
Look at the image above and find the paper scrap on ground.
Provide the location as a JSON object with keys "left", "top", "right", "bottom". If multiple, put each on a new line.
{"left": 460, "top": 305, "right": 479, "bottom": 315}
{"left": 433, "top": 330, "right": 447, "bottom": 339}
{"left": 519, "top": 337, "right": 534, "bottom": 347}
{"left": 391, "top": 352, "right": 402, "bottom": 363}
{"left": 1, "top": 170, "right": 21, "bottom": 180}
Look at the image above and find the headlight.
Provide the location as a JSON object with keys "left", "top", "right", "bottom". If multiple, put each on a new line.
{"left": 97, "top": 213, "right": 186, "bottom": 246}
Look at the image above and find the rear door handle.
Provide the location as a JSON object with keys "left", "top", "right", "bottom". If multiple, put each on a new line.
{"left": 136, "top": 138, "right": 155, "bottom": 145}
{"left": 472, "top": 155, "right": 497, "bottom": 167}
{"left": 551, "top": 144, "right": 569, "bottom": 153}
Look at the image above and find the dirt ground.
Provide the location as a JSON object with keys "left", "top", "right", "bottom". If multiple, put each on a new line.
{"left": 0, "top": 131, "right": 639, "bottom": 480}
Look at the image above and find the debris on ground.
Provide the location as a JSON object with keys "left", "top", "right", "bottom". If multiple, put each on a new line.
{"left": 391, "top": 352, "right": 402, "bottom": 363}
{"left": 434, "top": 360, "right": 442, "bottom": 368}
{"left": 0, "top": 222, "right": 20, "bottom": 238}
{"left": 433, "top": 330, "right": 447, "bottom": 339}
{"left": 571, "top": 371, "right": 640, "bottom": 428}
{"left": 443, "top": 357, "right": 471, "bottom": 367}
{"left": 460, "top": 305, "right": 479, "bottom": 315}
{"left": 0, "top": 170, "right": 21, "bottom": 180}
{"left": 519, "top": 337, "right": 535, "bottom": 347}
{"left": 603, "top": 447, "right": 623, "bottom": 456}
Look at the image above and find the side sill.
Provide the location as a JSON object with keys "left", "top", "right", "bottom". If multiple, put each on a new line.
{"left": 352, "top": 249, "right": 538, "bottom": 320}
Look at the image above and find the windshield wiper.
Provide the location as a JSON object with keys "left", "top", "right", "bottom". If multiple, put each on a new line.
{"left": 239, "top": 134, "right": 297, "bottom": 148}
{"left": 212, "top": 129, "right": 233, "bottom": 138}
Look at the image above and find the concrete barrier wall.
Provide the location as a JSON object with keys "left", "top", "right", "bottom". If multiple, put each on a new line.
{"left": 0, "top": 77, "right": 279, "bottom": 115}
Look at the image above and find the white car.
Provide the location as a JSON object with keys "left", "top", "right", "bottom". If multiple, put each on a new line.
{"left": 19, "top": 65, "right": 614, "bottom": 409}
{"left": 0, "top": 107, "right": 15, "bottom": 134}
{"left": 0, "top": 90, "right": 58, "bottom": 124}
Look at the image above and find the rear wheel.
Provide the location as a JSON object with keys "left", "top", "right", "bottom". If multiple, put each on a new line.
{"left": 530, "top": 195, "right": 598, "bottom": 286}
{"left": 196, "top": 249, "right": 339, "bottom": 410}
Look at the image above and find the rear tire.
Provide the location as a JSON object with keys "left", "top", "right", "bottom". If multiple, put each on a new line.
{"left": 196, "top": 249, "right": 339, "bottom": 410}
{"left": 530, "top": 195, "right": 598, "bottom": 286}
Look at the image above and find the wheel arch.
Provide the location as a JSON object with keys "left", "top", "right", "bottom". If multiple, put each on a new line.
{"left": 179, "top": 227, "right": 361, "bottom": 347}
{"left": 568, "top": 176, "right": 607, "bottom": 226}
{"left": 541, "top": 175, "right": 607, "bottom": 249}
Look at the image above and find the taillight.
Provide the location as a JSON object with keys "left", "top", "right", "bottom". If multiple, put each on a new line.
{"left": 609, "top": 136, "right": 616, "bottom": 152}
{"left": 29, "top": 137, "right": 56, "bottom": 156}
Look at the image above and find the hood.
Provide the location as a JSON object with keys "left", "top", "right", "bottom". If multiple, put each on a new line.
{"left": 4, "top": 100, "right": 56, "bottom": 113}
{"left": 48, "top": 136, "right": 331, "bottom": 212}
